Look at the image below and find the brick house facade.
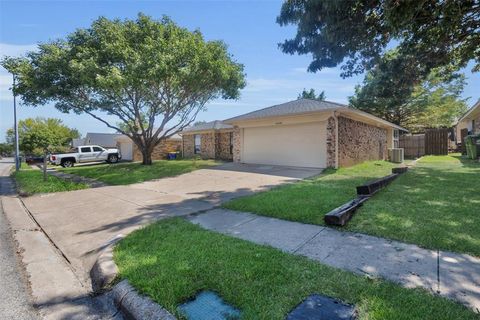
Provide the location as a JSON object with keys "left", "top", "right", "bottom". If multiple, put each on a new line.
{"left": 181, "top": 121, "right": 234, "bottom": 161}
{"left": 336, "top": 116, "right": 387, "bottom": 167}
{"left": 183, "top": 131, "right": 234, "bottom": 161}
{"left": 131, "top": 139, "right": 182, "bottom": 162}
{"left": 226, "top": 99, "right": 401, "bottom": 168}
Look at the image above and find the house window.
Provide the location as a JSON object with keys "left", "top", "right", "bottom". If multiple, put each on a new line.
{"left": 229, "top": 132, "right": 234, "bottom": 154}
{"left": 393, "top": 129, "right": 400, "bottom": 148}
{"left": 194, "top": 134, "right": 201, "bottom": 154}
{"left": 473, "top": 120, "right": 476, "bottom": 134}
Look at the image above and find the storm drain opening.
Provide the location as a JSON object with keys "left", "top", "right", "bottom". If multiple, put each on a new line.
{"left": 287, "top": 294, "right": 357, "bottom": 320}
{"left": 178, "top": 291, "right": 241, "bottom": 320}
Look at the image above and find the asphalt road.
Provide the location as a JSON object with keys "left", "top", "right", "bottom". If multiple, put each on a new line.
{"left": 0, "top": 158, "right": 39, "bottom": 320}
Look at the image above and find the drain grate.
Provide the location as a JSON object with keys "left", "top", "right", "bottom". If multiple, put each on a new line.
{"left": 178, "top": 291, "right": 240, "bottom": 320}
{"left": 287, "top": 294, "right": 356, "bottom": 320}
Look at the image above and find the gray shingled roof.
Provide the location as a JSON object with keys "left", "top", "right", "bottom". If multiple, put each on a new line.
{"left": 182, "top": 120, "right": 233, "bottom": 133}
{"left": 225, "top": 99, "right": 346, "bottom": 122}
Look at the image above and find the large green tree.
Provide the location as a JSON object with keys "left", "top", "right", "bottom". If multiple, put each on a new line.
{"left": 2, "top": 14, "right": 245, "bottom": 165}
{"left": 297, "top": 88, "right": 326, "bottom": 101}
{"left": 277, "top": 0, "right": 479, "bottom": 81}
{"left": 349, "top": 61, "right": 468, "bottom": 131}
{"left": 6, "top": 117, "right": 80, "bottom": 155}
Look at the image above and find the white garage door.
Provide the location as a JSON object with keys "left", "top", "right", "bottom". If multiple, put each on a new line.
{"left": 242, "top": 122, "right": 327, "bottom": 168}
{"left": 119, "top": 142, "right": 133, "bottom": 161}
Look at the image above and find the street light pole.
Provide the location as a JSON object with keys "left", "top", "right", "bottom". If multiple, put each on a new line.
{"left": 13, "top": 74, "right": 20, "bottom": 171}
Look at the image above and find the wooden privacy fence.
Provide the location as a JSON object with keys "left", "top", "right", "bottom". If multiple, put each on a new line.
{"left": 399, "top": 134, "right": 425, "bottom": 158}
{"left": 425, "top": 128, "right": 448, "bottom": 155}
{"left": 399, "top": 128, "right": 449, "bottom": 157}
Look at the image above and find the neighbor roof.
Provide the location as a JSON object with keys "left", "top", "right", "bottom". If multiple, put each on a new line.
{"left": 457, "top": 99, "right": 480, "bottom": 123}
{"left": 182, "top": 120, "right": 233, "bottom": 133}
{"left": 225, "top": 99, "right": 407, "bottom": 131}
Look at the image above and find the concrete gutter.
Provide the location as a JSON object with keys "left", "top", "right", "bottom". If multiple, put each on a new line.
{"left": 90, "top": 237, "right": 176, "bottom": 320}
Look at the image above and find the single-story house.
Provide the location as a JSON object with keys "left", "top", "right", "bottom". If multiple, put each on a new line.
{"left": 456, "top": 99, "right": 480, "bottom": 143}
{"left": 181, "top": 121, "right": 234, "bottom": 161}
{"left": 72, "top": 132, "right": 123, "bottom": 148}
{"left": 115, "top": 133, "right": 182, "bottom": 161}
{"left": 182, "top": 99, "right": 406, "bottom": 168}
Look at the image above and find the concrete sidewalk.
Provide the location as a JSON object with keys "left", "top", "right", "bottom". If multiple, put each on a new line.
{"left": 188, "top": 209, "right": 480, "bottom": 312}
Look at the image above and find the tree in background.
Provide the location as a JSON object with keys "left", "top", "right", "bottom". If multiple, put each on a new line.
{"left": 277, "top": 0, "right": 479, "bottom": 83}
{"left": 6, "top": 117, "right": 80, "bottom": 156}
{"left": 349, "top": 60, "right": 468, "bottom": 132}
{"left": 2, "top": 14, "right": 245, "bottom": 165}
{"left": 297, "top": 88, "right": 325, "bottom": 101}
{"left": 0, "top": 143, "right": 13, "bottom": 156}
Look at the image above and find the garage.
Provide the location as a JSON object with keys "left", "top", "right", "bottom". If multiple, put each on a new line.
{"left": 118, "top": 140, "right": 133, "bottom": 161}
{"left": 241, "top": 121, "right": 327, "bottom": 168}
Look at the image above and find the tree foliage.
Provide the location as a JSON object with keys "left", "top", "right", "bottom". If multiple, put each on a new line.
{"left": 297, "top": 88, "right": 325, "bottom": 101}
{"left": 349, "top": 59, "right": 468, "bottom": 132}
{"left": 6, "top": 117, "right": 80, "bottom": 155}
{"left": 278, "top": 0, "right": 479, "bottom": 81}
{"left": 1, "top": 14, "right": 245, "bottom": 164}
{"left": 0, "top": 143, "right": 13, "bottom": 156}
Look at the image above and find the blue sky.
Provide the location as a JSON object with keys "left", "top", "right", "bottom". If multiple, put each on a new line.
{"left": 1, "top": 0, "right": 479, "bottom": 142}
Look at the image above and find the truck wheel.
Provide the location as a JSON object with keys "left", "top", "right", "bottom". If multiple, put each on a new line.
{"left": 62, "top": 160, "right": 74, "bottom": 168}
{"left": 108, "top": 154, "right": 119, "bottom": 163}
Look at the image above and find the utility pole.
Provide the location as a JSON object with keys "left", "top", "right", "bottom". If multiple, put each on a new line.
{"left": 13, "top": 74, "right": 20, "bottom": 171}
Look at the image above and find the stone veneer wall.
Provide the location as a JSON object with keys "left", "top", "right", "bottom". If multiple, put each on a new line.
{"left": 183, "top": 134, "right": 195, "bottom": 157}
{"left": 338, "top": 116, "right": 387, "bottom": 167}
{"left": 215, "top": 131, "right": 234, "bottom": 161}
{"left": 326, "top": 117, "right": 336, "bottom": 167}
{"left": 132, "top": 139, "right": 182, "bottom": 162}
{"left": 182, "top": 132, "right": 216, "bottom": 159}
{"left": 232, "top": 127, "right": 241, "bottom": 163}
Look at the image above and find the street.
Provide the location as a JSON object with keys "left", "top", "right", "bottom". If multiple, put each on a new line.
{"left": 0, "top": 158, "right": 39, "bottom": 320}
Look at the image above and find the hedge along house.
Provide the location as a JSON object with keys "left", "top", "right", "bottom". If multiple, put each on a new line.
{"left": 181, "top": 121, "right": 235, "bottom": 161}
{"left": 114, "top": 133, "right": 182, "bottom": 161}
{"left": 224, "top": 99, "right": 407, "bottom": 168}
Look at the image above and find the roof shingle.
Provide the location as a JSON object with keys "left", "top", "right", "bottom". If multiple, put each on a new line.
{"left": 225, "top": 99, "right": 346, "bottom": 122}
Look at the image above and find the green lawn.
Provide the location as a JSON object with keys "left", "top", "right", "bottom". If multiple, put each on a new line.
{"left": 114, "top": 218, "right": 477, "bottom": 320}
{"left": 224, "top": 155, "right": 480, "bottom": 257}
{"left": 13, "top": 163, "right": 88, "bottom": 195}
{"left": 347, "top": 155, "right": 480, "bottom": 256}
{"left": 224, "top": 160, "right": 398, "bottom": 225}
{"left": 58, "top": 159, "right": 219, "bottom": 185}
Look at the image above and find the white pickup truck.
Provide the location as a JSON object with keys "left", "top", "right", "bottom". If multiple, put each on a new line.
{"left": 50, "top": 145, "right": 121, "bottom": 167}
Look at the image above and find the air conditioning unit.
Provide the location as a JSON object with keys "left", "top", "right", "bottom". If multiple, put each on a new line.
{"left": 388, "top": 148, "right": 404, "bottom": 163}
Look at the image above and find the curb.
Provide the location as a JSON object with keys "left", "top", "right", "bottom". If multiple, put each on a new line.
{"left": 90, "top": 236, "right": 176, "bottom": 320}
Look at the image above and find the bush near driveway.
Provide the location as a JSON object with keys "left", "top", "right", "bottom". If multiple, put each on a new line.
{"left": 13, "top": 163, "right": 87, "bottom": 195}
{"left": 58, "top": 159, "right": 219, "bottom": 185}
{"left": 348, "top": 154, "right": 480, "bottom": 257}
{"left": 114, "top": 218, "right": 477, "bottom": 320}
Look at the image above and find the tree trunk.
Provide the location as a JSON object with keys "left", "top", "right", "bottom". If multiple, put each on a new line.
{"left": 141, "top": 148, "right": 153, "bottom": 165}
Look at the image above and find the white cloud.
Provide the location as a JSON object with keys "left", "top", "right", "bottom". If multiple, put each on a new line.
{"left": 0, "top": 43, "right": 38, "bottom": 101}
{"left": 0, "top": 43, "right": 37, "bottom": 57}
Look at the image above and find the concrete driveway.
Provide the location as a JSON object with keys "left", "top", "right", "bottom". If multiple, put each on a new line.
{"left": 21, "top": 162, "right": 321, "bottom": 285}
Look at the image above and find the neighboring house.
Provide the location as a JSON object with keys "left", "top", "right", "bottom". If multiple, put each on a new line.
{"left": 73, "top": 132, "right": 123, "bottom": 148}
{"left": 181, "top": 121, "right": 234, "bottom": 161}
{"left": 220, "top": 99, "right": 406, "bottom": 168}
{"left": 114, "top": 133, "right": 182, "bottom": 161}
{"left": 456, "top": 100, "right": 480, "bottom": 143}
